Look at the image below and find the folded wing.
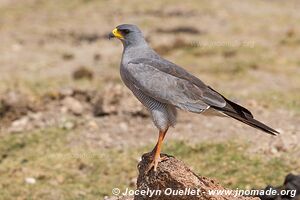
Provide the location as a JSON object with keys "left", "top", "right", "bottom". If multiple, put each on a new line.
{"left": 125, "top": 58, "right": 278, "bottom": 135}
{"left": 124, "top": 58, "right": 226, "bottom": 113}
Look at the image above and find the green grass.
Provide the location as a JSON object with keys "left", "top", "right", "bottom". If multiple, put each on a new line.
{"left": 251, "top": 89, "right": 300, "bottom": 113}
{"left": 0, "top": 128, "right": 138, "bottom": 199}
{"left": 0, "top": 128, "right": 298, "bottom": 199}
{"left": 163, "top": 141, "right": 297, "bottom": 189}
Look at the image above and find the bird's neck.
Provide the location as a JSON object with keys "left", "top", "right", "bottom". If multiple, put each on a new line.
{"left": 121, "top": 42, "right": 158, "bottom": 65}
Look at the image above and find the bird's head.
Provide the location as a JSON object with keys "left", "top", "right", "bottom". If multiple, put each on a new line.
{"left": 108, "top": 24, "right": 145, "bottom": 47}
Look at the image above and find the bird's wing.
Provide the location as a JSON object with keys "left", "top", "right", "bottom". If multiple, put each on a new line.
{"left": 125, "top": 57, "right": 278, "bottom": 135}
{"left": 124, "top": 58, "right": 226, "bottom": 113}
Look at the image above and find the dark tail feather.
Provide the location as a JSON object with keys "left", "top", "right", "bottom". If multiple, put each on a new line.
{"left": 221, "top": 109, "right": 279, "bottom": 135}
{"left": 208, "top": 87, "right": 279, "bottom": 135}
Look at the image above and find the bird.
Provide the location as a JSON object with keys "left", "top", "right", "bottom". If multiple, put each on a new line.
{"left": 108, "top": 24, "right": 279, "bottom": 172}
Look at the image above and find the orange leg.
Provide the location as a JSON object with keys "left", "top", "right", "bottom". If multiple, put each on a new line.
{"left": 151, "top": 127, "right": 168, "bottom": 153}
{"left": 147, "top": 128, "right": 169, "bottom": 172}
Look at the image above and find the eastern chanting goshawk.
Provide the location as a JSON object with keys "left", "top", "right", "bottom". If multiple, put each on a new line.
{"left": 108, "top": 24, "right": 279, "bottom": 172}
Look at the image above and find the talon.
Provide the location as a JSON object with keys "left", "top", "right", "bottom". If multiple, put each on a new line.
{"left": 145, "top": 160, "right": 155, "bottom": 173}
{"left": 145, "top": 154, "right": 169, "bottom": 173}
{"left": 160, "top": 154, "right": 169, "bottom": 162}
{"left": 145, "top": 129, "right": 169, "bottom": 174}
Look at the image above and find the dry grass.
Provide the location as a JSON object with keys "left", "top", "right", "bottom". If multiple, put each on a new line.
{"left": 0, "top": 127, "right": 298, "bottom": 199}
{"left": 0, "top": 0, "right": 299, "bottom": 199}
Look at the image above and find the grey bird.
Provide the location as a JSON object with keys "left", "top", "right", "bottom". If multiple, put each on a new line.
{"left": 108, "top": 24, "right": 279, "bottom": 172}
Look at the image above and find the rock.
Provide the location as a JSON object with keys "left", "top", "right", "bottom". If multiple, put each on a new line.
{"left": 63, "top": 121, "right": 75, "bottom": 130}
{"left": 72, "top": 67, "right": 94, "bottom": 80}
{"left": 9, "top": 117, "right": 30, "bottom": 132}
{"left": 134, "top": 153, "right": 258, "bottom": 200}
{"left": 62, "top": 52, "right": 74, "bottom": 60}
{"left": 25, "top": 177, "right": 36, "bottom": 184}
{"left": 274, "top": 139, "right": 289, "bottom": 153}
{"left": 62, "top": 97, "right": 84, "bottom": 115}
{"left": 93, "top": 95, "right": 109, "bottom": 117}
{"left": 72, "top": 89, "right": 94, "bottom": 103}
{"left": 101, "top": 84, "right": 124, "bottom": 114}
{"left": 0, "top": 91, "right": 34, "bottom": 124}
{"left": 107, "top": 153, "right": 258, "bottom": 200}
{"left": 59, "top": 88, "right": 74, "bottom": 97}
{"left": 59, "top": 117, "right": 76, "bottom": 130}
{"left": 94, "top": 53, "right": 101, "bottom": 61}
{"left": 258, "top": 173, "right": 300, "bottom": 200}
{"left": 283, "top": 174, "right": 300, "bottom": 199}
{"left": 87, "top": 120, "right": 99, "bottom": 130}
{"left": 119, "top": 122, "right": 128, "bottom": 131}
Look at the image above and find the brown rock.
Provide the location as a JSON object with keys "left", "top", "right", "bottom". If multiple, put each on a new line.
{"left": 134, "top": 153, "right": 258, "bottom": 200}
{"left": 72, "top": 67, "right": 94, "bottom": 80}
{"left": 93, "top": 95, "right": 108, "bottom": 116}
{"left": 62, "top": 97, "right": 84, "bottom": 115}
{"left": 0, "top": 91, "right": 40, "bottom": 126}
{"left": 106, "top": 154, "right": 259, "bottom": 200}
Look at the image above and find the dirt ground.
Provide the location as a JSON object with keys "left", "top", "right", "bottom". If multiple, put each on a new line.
{"left": 0, "top": 0, "right": 299, "bottom": 199}
{"left": 1, "top": 0, "right": 299, "bottom": 152}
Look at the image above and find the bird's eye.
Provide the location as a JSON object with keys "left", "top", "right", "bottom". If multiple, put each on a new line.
{"left": 121, "top": 29, "right": 130, "bottom": 34}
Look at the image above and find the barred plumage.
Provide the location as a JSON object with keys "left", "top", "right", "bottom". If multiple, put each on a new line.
{"left": 129, "top": 84, "right": 177, "bottom": 131}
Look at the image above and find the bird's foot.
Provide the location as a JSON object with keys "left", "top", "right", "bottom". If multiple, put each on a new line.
{"left": 146, "top": 154, "right": 169, "bottom": 173}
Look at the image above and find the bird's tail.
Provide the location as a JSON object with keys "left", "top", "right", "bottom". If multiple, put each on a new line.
{"left": 221, "top": 108, "right": 279, "bottom": 135}
{"left": 209, "top": 88, "right": 279, "bottom": 135}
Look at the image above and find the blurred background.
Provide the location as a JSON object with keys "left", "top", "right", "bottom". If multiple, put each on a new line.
{"left": 0, "top": 0, "right": 299, "bottom": 199}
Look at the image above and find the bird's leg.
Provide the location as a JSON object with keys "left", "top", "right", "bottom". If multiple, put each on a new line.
{"left": 150, "top": 127, "right": 168, "bottom": 153}
{"left": 146, "top": 128, "right": 169, "bottom": 173}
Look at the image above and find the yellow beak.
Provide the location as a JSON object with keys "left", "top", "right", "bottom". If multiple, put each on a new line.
{"left": 109, "top": 28, "right": 124, "bottom": 39}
